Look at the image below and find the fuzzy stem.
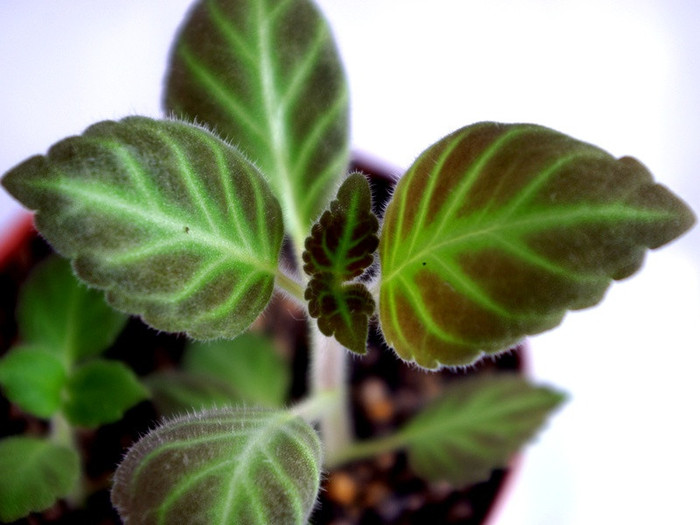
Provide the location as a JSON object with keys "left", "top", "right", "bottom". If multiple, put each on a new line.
{"left": 366, "top": 274, "right": 381, "bottom": 313}
{"left": 285, "top": 233, "right": 353, "bottom": 465}
{"left": 275, "top": 267, "right": 306, "bottom": 303}
{"left": 309, "top": 322, "right": 352, "bottom": 466}
{"left": 290, "top": 388, "right": 339, "bottom": 422}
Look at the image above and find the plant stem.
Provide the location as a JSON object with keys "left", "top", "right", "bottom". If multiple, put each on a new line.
{"left": 325, "top": 432, "right": 405, "bottom": 469}
{"left": 289, "top": 389, "right": 339, "bottom": 422}
{"left": 283, "top": 239, "right": 353, "bottom": 465}
{"left": 49, "top": 413, "right": 85, "bottom": 506}
{"left": 275, "top": 267, "right": 305, "bottom": 303}
{"left": 309, "top": 322, "right": 352, "bottom": 466}
{"left": 49, "top": 412, "right": 73, "bottom": 449}
{"left": 366, "top": 274, "right": 381, "bottom": 311}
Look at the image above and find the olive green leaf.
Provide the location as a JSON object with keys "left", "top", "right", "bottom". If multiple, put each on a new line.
{"left": 147, "top": 333, "right": 290, "bottom": 416}
{"left": 164, "top": 0, "right": 350, "bottom": 249}
{"left": 380, "top": 122, "right": 696, "bottom": 368}
{"left": 62, "top": 359, "right": 149, "bottom": 428}
{"left": 0, "top": 436, "right": 80, "bottom": 522}
{"left": 2, "top": 116, "right": 284, "bottom": 339}
{"left": 401, "top": 375, "right": 565, "bottom": 485}
{"left": 112, "top": 408, "right": 322, "bottom": 525}
{"left": 17, "top": 255, "right": 127, "bottom": 361}
{"left": 146, "top": 371, "right": 237, "bottom": 418}
{"left": 302, "top": 173, "right": 379, "bottom": 354}
{"left": 184, "top": 334, "right": 289, "bottom": 407}
{"left": 0, "top": 345, "right": 66, "bottom": 418}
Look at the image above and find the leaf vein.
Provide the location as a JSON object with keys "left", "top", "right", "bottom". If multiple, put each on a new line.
{"left": 177, "top": 43, "right": 266, "bottom": 142}
{"left": 433, "top": 126, "right": 535, "bottom": 239}
{"left": 397, "top": 275, "right": 465, "bottom": 345}
{"left": 207, "top": 0, "right": 256, "bottom": 66}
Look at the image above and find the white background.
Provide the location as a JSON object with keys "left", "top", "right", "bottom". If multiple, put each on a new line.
{"left": 1, "top": 2, "right": 699, "bottom": 523}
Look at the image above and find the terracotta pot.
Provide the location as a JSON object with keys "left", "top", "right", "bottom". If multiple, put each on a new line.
{"left": 0, "top": 160, "right": 524, "bottom": 524}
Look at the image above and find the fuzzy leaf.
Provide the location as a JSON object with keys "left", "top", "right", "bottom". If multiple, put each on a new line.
{"left": 17, "top": 255, "right": 127, "bottom": 361}
{"left": 305, "top": 278, "right": 374, "bottom": 354}
{"left": 112, "top": 408, "right": 322, "bottom": 525}
{"left": 148, "top": 334, "right": 290, "bottom": 417}
{"left": 146, "top": 371, "right": 238, "bottom": 417}
{"left": 380, "top": 122, "right": 696, "bottom": 368}
{"left": 63, "top": 359, "right": 149, "bottom": 427}
{"left": 164, "top": 0, "right": 350, "bottom": 248}
{"left": 0, "top": 436, "right": 79, "bottom": 522}
{"left": 184, "top": 334, "right": 289, "bottom": 407}
{"left": 2, "top": 117, "right": 284, "bottom": 339}
{"left": 401, "top": 375, "right": 565, "bottom": 485}
{"left": 302, "top": 173, "right": 378, "bottom": 354}
{"left": 0, "top": 345, "right": 66, "bottom": 418}
{"left": 302, "top": 173, "right": 379, "bottom": 280}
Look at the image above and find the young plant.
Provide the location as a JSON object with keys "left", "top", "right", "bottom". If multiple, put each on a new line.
{"left": 0, "top": 256, "right": 145, "bottom": 521}
{"left": 0, "top": 0, "right": 695, "bottom": 523}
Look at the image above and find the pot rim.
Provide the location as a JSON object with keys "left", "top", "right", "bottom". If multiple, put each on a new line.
{"left": 0, "top": 212, "right": 33, "bottom": 269}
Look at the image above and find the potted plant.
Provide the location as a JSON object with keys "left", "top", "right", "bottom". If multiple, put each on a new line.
{"left": 0, "top": 0, "right": 695, "bottom": 523}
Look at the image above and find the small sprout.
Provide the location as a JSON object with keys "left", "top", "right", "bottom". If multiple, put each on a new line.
{"left": 0, "top": 256, "right": 142, "bottom": 517}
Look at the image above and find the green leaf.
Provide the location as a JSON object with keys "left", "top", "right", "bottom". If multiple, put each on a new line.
{"left": 184, "top": 334, "right": 290, "bottom": 408}
{"left": 0, "top": 345, "right": 66, "bottom": 418}
{"left": 302, "top": 173, "right": 379, "bottom": 354}
{"left": 2, "top": 116, "right": 284, "bottom": 339}
{"left": 0, "top": 436, "right": 79, "bottom": 522}
{"left": 18, "top": 255, "right": 127, "bottom": 361}
{"left": 146, "top": 370, "right": 238, "bottom": 418}
{"left": 63, "top": 359, "right": 149, "bottom": 427}
{"left": 164, "top": 0, "right": 350, "bottom": 248}
{"left": 380, "top": 122, "right": 696, "bottom": 368}
{"left": 148, "top": 334, "right": 289, "bottom": 416}
{"left": 112, "top": 408, "right": 322, "bottom": 525}
{"left": 401, "top": 375, "right": 565, "bottom": 485}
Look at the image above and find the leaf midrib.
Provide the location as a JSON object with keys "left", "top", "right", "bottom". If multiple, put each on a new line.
{"left": 219, "top": 411, "right": 292, "bottom": 524}
{"left": 382, "top": 202, "right": 674, "bottom": 284}
{"left": 255, "top": 0, "right": 306, "bottom": 250}
{"left": 403, "top": 398, "right": 535, "bottom": 448}
{"left": 37, "top": 178, "right": 276, "bottom": 274}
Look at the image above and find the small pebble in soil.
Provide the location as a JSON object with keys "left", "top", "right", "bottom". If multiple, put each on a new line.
{"left": 359, "top": 377, "right": 395, "bottom": 423}
{"left": 449, "top": 500, "right": 475, "bottom": 521}
{"left": 326, "top": 471, "right": 358, "bottom": 506}
{"left": 375, "top": 451, "right": 396, "bottom": 472}
{"left": 363, "top": 480, "right": 391, "bottom": 508}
